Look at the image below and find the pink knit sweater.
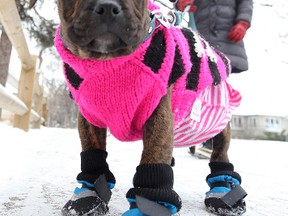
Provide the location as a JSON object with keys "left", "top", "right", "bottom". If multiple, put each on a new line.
{"left": 54, "top": 3, "right": 240, "bottom": 145}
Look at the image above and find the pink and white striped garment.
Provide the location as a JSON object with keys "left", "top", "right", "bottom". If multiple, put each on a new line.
{"left": 173, "top": 80, "right": 241, "bottom": 147}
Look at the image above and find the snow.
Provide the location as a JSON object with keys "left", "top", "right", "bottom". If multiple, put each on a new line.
{"left": 1, "top": 123, "right": 288, "bottom": 216}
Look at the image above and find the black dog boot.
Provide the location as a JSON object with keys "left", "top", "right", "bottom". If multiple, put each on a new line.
{"left": 205, "top": 162, "right": 247, "bottom": 216}
{"left": 62, "top": 149, "right": 116, "bottom": 216}
{"left": 123, "top": 164, "right": 182, "bottom": 216}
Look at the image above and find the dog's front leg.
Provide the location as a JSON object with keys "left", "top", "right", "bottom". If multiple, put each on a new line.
{"left": 141, "top": 87, "right": 174, "bottom": 165}
{"left": 124, "top": 87, "right": 182, "bottom": 216}
{"left": 78, "top": 113, "right": 107, "bottom": 151}
{"left": 62, "top": 113, "right": 116, "bottom": 216}
{"left": 205, "top": 123, "right": 247, "bottom": 215}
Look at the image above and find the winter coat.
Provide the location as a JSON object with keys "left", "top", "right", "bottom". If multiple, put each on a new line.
{"left": 193, "top": 0, "right": 253, "bottom": 73}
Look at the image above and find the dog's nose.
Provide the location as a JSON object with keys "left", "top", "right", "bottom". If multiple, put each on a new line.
{"left": 94, "top": 2, "right": 122, "bottom": 19}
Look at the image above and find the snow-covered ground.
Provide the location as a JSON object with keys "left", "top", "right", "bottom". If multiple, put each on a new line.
{"left": 1, "top": 123, "right": 288, "bottom": 216}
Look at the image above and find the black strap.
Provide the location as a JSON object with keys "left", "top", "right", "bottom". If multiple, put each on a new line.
{"left": 220, "top": 185, "right": 247, "bottom": 207}
{"left": 94, "top": 174, "right": 112, "bottom": 204}
{"left": 136, "top": 195, "right": 172, "bottom": 216}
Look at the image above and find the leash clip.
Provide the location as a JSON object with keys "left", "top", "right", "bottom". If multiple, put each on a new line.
{"left": 151, "top": 10, "right": 176, "bottom": 28}
{"left": 143, "top": 10, "right": 177, "bottom": 42}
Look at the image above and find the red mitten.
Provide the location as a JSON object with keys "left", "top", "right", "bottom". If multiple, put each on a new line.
{"left": 228, "top": 21, "right": 250, "bottom": 43}
{"left": 175, "top": 0, "right": 197, "bottom": 13}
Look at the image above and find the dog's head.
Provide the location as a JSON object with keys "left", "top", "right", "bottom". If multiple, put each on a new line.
{"left": 31, "top": 0, "right": 150, "bottom": 59}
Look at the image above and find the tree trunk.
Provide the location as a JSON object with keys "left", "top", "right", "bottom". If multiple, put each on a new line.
{"left": 0, "top": 28, "right": 12, "bottom": 86}
{"left": 0, "top": 27, "right": 13, "bottom": 118}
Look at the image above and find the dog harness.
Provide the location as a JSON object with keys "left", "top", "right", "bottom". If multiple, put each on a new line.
{"left": 55, "top": 14, "right": 241, "bottom": 147}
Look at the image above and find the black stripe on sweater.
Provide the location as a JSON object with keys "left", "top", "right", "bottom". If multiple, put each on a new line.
{"left": 202, "top": 42, "right": 221, "bottom": 86}
{"left": 64, "top": 63, "right": 83, "bottom": 90}
{"left": 181, "top": 28, "right": 201, "bottom": 91}
{"left": 168, "top": 45, "right": 185, "bottom": 87}
{"left": 208, "top": 59, "right": 221, "bottom": 86}
{"left": 143, "top": 30, "right": 166, "bottom": 73}
{"left": 215, "top": 49, "right": 230, "bottom": 77}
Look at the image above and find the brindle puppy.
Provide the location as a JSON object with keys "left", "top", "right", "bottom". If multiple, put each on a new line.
{"left": 30, "top": 0, "right": 247, "bottom": 215}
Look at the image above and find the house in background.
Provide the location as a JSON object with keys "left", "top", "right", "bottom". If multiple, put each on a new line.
{"left": 231, "top": 114, "right": 288, "bottom": 141}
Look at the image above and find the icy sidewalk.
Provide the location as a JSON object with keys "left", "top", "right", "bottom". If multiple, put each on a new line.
{"left": 0, "top": 125, "right": 288, "bottom": 215}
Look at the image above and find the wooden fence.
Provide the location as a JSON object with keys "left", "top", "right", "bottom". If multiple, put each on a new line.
{"left": 0, "top": 0, "right": 46, "bottom": 131}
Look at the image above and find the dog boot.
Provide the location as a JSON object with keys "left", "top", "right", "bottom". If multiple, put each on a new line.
{"left": 123, "top": 164, "right": 182, "bottom": 216}
{"left": 62, "top": 149, "right": 116, "bottom": 216}
{"left": 205, "top": 162, "right": 247, "bottom": 216}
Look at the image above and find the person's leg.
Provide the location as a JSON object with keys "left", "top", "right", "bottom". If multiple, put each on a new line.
{"left": 202, "top": 138, "right": 213, "bottom": 149}
{"left": 190, "top": 139, "right": 213, "bottom": 159}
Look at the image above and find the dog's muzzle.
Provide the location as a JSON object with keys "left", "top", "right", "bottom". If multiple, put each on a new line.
{"left": 94, "top": 0, "right": 123, "bottom": 22}
{"left": 66, "top": 0, "right": 129, "bottom": 54}
{"left": 63, "top": 0, "right": 149, "bottom": 57}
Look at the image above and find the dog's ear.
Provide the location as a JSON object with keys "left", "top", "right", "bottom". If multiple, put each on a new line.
{"left": 29, "top": 0, "right": 38, "bottom": 9}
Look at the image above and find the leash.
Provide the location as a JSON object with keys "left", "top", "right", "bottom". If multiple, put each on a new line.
{"left": 143, "top": 4, "right": 197, "bottom": 41}
{"left": 174, "top": 5, "right": 197, "bottom": 31}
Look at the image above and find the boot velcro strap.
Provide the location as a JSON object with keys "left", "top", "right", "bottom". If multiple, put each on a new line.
{"left": 126, "top": 196, "right": 177, "bottom": 216}
{"left": 80, "top": 174, "right": 112, "bottom": 204}
{"left": 205, "top": 184, "right": 247, "bottom": 210}
{"left": 220, "top": 185, "right": 247, "bottom": 207}
{"left": 94, "top": 174, "right": 112, "bottom": 204}
{"left": 135, "top": 195, "right": 172, "bottom": 216}
{"left": 126, "top": 187, "right": 182, "bottom": 210}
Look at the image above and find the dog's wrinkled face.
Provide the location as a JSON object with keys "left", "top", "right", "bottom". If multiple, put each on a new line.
{"left": 57, "top": 0, "right": 149, "bottom": 59}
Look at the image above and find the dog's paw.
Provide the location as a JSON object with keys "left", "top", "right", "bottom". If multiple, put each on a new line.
{"left": 205, "top": 171, "right": 247, "bottom": 216}
{"left": 124, "top": 164, "right": 182, "bottom": 216}
{"left": 62, "top": 175, "right": 112, "bottom": 216}
{"left": 62, "top": 189, "right": 108, "bottom": 216}
{"left": 205, "top": 198, "right": 246, "bottom": 216}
